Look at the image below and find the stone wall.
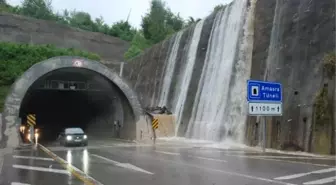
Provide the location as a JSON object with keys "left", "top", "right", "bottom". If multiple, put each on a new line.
{"left": 0, "top": 13, "right": 129, "bottom": 62}
{"left": 124, "top": 13, "right": 216, "bottom": 136}
{"left": 246, "top": 0, "right": 335, "bottom": 154}
{"left": 122, "top": 0, "right": 335, "bottom": 154}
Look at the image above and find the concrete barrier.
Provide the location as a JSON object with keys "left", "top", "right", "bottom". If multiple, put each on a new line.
{"left": 136, "top": 114, "right": 176, "bottom": 144}
{"left": 152, "top": 114, "right": 175, "bottom": 137}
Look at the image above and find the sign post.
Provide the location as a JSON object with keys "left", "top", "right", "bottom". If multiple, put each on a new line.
{"left": 247, "top": 80, "right": 283, "bottom": 152}
{"left": 27, "top": 114, "right": 36, "bottom": 143}
{"left": 152, "top": 118, "right": 159, "bottom": 145}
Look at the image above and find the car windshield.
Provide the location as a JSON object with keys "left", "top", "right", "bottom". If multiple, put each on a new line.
{"left": 65, "top": 128, "right": 84, "bottom": 134}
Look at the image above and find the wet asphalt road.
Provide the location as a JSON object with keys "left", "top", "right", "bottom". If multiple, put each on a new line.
{"left": 1, "top": 140, "right": 335, "bottom": 185}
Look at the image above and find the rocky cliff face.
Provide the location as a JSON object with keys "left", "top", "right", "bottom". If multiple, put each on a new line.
{"left": 246, "top": 0, "right": 335, "bottom": 154}
{"left": 124, "top": 0, "right": 335, "bottom": 154}
{"left": 124, "top": 13, "right": 217, "bottom": 137}
{"left": 0, "top": 13, "right": 129, "bottom": 62}
{"left": 126, "top": 0, "right": 252, "bottom": 141}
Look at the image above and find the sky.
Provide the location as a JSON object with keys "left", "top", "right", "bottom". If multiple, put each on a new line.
{"left": 7, "top": 0, "right": 233, "bottom": 28}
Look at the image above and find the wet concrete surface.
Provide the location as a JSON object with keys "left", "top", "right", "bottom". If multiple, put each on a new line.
{"left": 0, "top": 140, "right": 335, "bottom": 185}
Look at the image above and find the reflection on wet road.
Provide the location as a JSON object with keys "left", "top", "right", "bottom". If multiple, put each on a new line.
{"left": 0, "top": 140, "right": 335, "bottom": 185}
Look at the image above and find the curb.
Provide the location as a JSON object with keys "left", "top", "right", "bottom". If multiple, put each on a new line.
{"left": 111, "top": 138, "right": 137, "bottom": 143}
{"left": 38, "top": 144, "right": 103, "bottom": 185}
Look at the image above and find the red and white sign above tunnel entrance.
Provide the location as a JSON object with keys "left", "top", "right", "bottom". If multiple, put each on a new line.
{"left": 72, "top": 60, "right": 83, "bottom": 67}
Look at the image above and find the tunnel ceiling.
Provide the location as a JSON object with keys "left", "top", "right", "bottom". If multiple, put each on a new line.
{"left": 1, "top": 56, "right": 143, "bottom": 148}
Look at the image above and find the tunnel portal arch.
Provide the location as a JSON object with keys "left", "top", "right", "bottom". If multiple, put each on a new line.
{"left": 1, "top": 56, "right": 143, "bottom": 148}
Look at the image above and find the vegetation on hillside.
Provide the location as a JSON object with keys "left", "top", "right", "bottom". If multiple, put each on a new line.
{"left": 0, "top": 0, "right": 224, "bottom": 60}
{"left": 323, "top": 52, "right": 336, "bottom": 79}
{"left": 314, "top": 52, "right": 335, "bottom": 126}
{"left": 0, "top": 42, "right": 100, "bottom": 111}
{"left": 314, "top": 86, "right": 331, "bottom": 125}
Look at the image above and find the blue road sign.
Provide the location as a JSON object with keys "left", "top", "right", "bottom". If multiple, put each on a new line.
{"left": 247, "top": 80, "right": 282, "bottom": 102}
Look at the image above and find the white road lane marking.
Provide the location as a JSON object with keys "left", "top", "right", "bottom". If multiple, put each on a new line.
{"left": 222, "top": 153, "right": 333, "bottom": 167}
{"left": 252, "top": 155, "right": 334, "bottom": 160}
{"left": 38, "top": 144, "right": 104, "bottom": 185}
{"left": 155, "top": 151, "right": 180, "bottom": 156}
{"left": 11, "top": 182, "right": 31, "bottom": 185}
{"left": 13, "top": 164, "right": 70, "bottom": 175}
{"left": 274, "top": 167, "right": 336, "bottom": 180}
{"left": 303, "top": 176, "right": 336, "bottom": 185}
{"left": 190, "top": 155, "right": 227, "bottom": 163}
{"left": 13, "top": 155, "right": 54, "bottom": 161}
{"left": 200, "top": 149, "right": 259, "bottom": 154}
{"left": 149, "top": 155, "right": 296, "bottom": 185}
{"left": 91, "top": 154, "right": 154, "bottom": 175}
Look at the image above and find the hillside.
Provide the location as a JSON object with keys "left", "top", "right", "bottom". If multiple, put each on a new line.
{"left": 0, "top": 13, "right": 130, "bottom": 62}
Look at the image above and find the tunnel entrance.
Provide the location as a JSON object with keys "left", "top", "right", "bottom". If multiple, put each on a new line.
{"left": 1, "top": 56, "right": 143, "bottom": 148}
{"left": 19, "top": 67, "right": 132, "bottom": 144}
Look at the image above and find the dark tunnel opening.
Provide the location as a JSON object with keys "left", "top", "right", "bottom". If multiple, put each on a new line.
{"left": 18, "top": 67, "right": 136, "bottom": 145}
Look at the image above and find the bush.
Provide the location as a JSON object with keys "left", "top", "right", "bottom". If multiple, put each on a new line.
{"left": 314, "top": 86, "right": 331, "bottom": 125}
{"left": 0, "top": 42, "right": 100, "bottom": 111}
{"left": 0, "top": 86, "right": 10, "bottom": 112}
{"left": 323, "top": 52, "right": 336, "bottom": 79}
{"left": 124, "top": 32, "right": 151, "bottom": 60}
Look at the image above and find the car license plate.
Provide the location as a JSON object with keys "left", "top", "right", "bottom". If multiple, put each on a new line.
{"left": 75, "top": 139, "right": 81, "bottom": 142}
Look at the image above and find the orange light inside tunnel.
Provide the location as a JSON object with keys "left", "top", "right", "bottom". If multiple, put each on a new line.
{"left": 35, "top": 133, "right": 39, "bottom": 143}
{"left": 20, "top": 126, "right": 25, "bottom": 133}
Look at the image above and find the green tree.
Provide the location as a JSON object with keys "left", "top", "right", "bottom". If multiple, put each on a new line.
{"left": 186, "top": 16, "right": 201, "bottom": 27}
{"left": 109, "top": 21, "right": 137, "bottom": 41}
{"left": 166, "top": 11, "right": 184, "bottom": 31}
{"left": 141, "top": 0, "right": 167, "bottom": 43}
{"left": 141, "top": 0, "right": 184, "bottom": 44}
{"left": 20, "top": 0, "right": 54, "bottom": 20}
{"left": 213, "top": 4, "right": 225, "bottom": 13}
{"left": 126, "top": 0, "right": 187, "bottom": 60}
{"left": 68, "top": 10, "right": 98, "bottom": 31}
{"left": 124, "top": 32, "right": 150, "bottom": 60}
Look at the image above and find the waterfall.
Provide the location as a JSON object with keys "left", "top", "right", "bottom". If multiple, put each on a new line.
{"left": 186, "top": 0, "right": 249, "bottom": 141}
{"left": 222, "top": 0, "right": 257, "bottom": 143}
{"left": 158, "top": 31, "right": 183, "bottom": 107}
{"left": 173, "top": 20, "right": 205, "bottom": 135}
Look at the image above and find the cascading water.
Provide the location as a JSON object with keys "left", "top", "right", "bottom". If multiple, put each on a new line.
{"left": 173, "top": 20, "right": 205, "bottom": 135}
{"left": 186, "top": 0, "right": 250, "bottom": 141}
{"left": 221, "top": 0, "right": 256, "bottom": 143}
{"left": 158, "top": 31, "right": 183, "bottom": 107}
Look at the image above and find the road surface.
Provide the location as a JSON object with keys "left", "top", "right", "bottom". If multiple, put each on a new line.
{"left": 1, "top": 140, "right": 335, "bottom": 185}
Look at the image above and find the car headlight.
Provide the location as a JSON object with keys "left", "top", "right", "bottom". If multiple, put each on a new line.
{"left": 66, "top": 136, "right": 72, "bottom": 140}
{"left": 83, "top": 135, "right": 87, "bottom": 139}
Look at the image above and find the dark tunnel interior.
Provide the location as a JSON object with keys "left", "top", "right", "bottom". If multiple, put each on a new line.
{"left": 18, "top": 67, "right": 136, "bottom": 144}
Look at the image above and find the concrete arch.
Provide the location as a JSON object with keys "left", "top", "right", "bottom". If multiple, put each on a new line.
{"left": 0, "top": 56, "right": 143, "bottom": 148}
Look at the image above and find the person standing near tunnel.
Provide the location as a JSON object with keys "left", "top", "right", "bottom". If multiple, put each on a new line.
{"left": 114, "top": 120, "right": 121, "bottom": 138}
